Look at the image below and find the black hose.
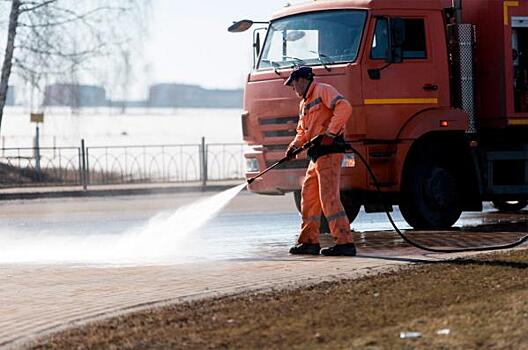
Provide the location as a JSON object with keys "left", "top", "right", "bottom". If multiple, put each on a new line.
{"left": 348, "top": 145, "right": 528, "bottom": 253}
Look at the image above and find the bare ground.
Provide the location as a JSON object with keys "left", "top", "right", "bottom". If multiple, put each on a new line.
{"left": 29, "top": 248, "right": 528, "bottom": 350}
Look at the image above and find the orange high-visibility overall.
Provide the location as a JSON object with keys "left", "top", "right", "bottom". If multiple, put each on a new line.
{"left": 289, "top": 81, "right": 354, "bottom": 244}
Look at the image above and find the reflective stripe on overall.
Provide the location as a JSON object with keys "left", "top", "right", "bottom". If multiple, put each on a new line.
{"left": 298, "top": 153, "right": 354, "bottom": 245}
{"left": 291, "top": 81, "right": 354, "bottom": 244}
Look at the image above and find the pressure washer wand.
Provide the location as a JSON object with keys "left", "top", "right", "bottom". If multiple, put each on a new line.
{"left": 247, "top": 135, "right": 323, "bottom": 185}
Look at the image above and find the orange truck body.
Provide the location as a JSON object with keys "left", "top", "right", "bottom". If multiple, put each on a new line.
{"left": 240, "top": 0, "right": 528, "bottom": 228}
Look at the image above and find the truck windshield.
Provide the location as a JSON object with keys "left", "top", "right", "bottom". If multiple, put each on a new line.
{"left": 258, "top": 10, "right": 367, "bottom": 70}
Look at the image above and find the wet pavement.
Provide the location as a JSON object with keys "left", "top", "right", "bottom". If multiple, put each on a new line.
{"left": 0, "top": 191, "right": 525, "bottom": 264}
{"left": 0, "top": 191, "right": 526, "bottom": 348}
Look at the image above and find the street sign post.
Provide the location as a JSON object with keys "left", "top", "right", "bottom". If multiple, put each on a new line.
{"left": 30, "top": 113, "right": 44, "bottom": 123}
{"left": 30, "top": 112, "right": 44, "bottom": 180}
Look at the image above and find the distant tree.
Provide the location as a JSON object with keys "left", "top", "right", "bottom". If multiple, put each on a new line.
{"left": 117, "top": 47, "right": 132, "bottom": 114}
{"left": 0, "top": 0, "right": 149, "bottom": 128}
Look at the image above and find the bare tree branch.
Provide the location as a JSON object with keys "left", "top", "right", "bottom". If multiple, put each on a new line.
{"left": 14, "top": 57, "right": 67, "bottom": 76}
{"left": 15, "top": 43, "right": 110, "bottom": 59}
{"left": 17, "top": 5, "right": 128, "bottom": 28}
{"left": 0, "top": 0, "right": 21, "bottom": 130}
{"left": 19, "top": 0, "right": 57, "bottom": 13}
{"left": 1, "top": 0, "right": 150, "bottom": 121}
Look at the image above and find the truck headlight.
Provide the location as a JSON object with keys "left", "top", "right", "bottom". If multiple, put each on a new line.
{"left": 246, "top": 158, "right": 259, "bottom": 172}
{"left": 341, "top": 153, "right": 355, "bottom": 168}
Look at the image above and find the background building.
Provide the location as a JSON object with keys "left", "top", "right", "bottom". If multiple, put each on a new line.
{"left": 148, "top": 83, "right": 243, "bottom": 108}
{"left": 43, "top": 84, "right": 107, "bottom": 107}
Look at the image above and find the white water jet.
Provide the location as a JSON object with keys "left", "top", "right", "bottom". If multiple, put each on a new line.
{"left": 0, "top": 183, "right": 246, "bottom": 265}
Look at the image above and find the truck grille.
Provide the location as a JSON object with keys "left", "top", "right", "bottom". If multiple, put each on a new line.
{"left": 259, "top": 115, "right": 299, "bottom": 140}
{"left": 264, "top": 144, "right": 288, "bottom": 151}
{"left": 264, "top": 130, "right": 297, "bottom": 137}
{"left": 259, "top": 116, "right": 298, "bottom": 125}
{"left": 266, "top": 159, "right": 309, "bottom": 169}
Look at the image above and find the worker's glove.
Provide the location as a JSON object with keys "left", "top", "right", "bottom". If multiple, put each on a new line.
{"left": 285, "top": 145, "right": 299, "bottom": 159}
{"left": 319, "top": 133, "right": 336, "bottom": 146}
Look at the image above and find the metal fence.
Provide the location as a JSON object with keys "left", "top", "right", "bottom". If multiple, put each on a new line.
{"left": 206, "top": 143, "right": 246, "bottom": 181}
{"left": 0, "top": 139, "right": 246, "bottom": 188}
{"left": 0, "top": 146, "right": 82, "bottom": 187}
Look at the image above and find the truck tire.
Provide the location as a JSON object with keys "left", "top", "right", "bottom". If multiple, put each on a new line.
{"left": 340, "top": 191, "right": 362, "bottom": 223}
{"left": 294, "top": 190, "right": 331, "bottom": 232}
{"left": 400, "top": 159, "right": 462, "bottom": 230}
{"left": 293, "top": 190, "right": 361, "bottom": 233}
{"left": 491, "top": 200, "right": 527, "bottom": 212}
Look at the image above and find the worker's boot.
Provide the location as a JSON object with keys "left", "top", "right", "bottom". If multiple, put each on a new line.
{"left": 320, "top": 243, "right": 356, "bottom": 256}
{"left": 289, "top": 243, "right": 321, "bottom": 255}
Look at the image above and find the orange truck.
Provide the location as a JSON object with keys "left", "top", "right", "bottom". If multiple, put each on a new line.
{"left": 230, "top": 0, "right": 528, "bottom": 229}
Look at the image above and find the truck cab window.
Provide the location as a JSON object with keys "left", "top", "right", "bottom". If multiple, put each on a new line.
{"left": 403, "top": 19, "right": 427, "bottom": 59}
{"left": 258, "top": 10, "right": 367, "bottom": 70}
{"left": 371, "top": 18, "right": 389, "bottom": 59}
{"left": 371, "top": 18, "right": 426, "bottom": 60}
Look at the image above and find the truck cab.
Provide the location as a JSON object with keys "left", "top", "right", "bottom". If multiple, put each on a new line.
{"left": 232, "top": 0, "right": 528, "bottom": 229}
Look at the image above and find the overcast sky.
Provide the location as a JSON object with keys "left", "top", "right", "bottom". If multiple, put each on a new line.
{"left": 137, "top": 0, "right": 302, "bottom": 96}
{"left": 0, "top": 0, "right": 303, "bottom": 100}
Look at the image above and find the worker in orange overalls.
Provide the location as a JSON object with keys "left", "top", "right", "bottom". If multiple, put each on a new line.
{"left": 284, "top": 66, "right": 356, "bottom": 256}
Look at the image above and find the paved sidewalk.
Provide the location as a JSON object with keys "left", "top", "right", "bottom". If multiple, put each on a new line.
{"left": 0, "top": 250, "right": 487, "bottom": 349}
{"left": 0, "top": 180, "right": 243, "bottom": 200}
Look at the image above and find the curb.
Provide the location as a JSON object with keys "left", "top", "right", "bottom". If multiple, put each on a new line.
{"left": 0, "top": 184, "right": 245, "bottom": 201}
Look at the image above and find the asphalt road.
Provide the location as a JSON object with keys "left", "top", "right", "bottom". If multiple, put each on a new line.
{"left": 0, "top": 190, "right": 525, "bottom": 265}
{"left": 0, "top": 190, "right": 526, "bottom": 349}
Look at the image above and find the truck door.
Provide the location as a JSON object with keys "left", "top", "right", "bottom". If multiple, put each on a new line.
{"left": 361, "top": 12, "right": 447, "bottom": 140}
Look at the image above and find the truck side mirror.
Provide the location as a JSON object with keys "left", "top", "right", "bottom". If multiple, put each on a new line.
{"left": 254, "top": 32, "right": 261, "bottom": 58}
{"left": 370, "top": 16, "right": 405, "bottom": 79}
{"left": 229, "top": 18, "right": 269, "bottom": 68}
{"left": 389, "top": 17, "right": 405, "bottom": 63}
{"left": 252, "top": 28, "right": 267, "bottom": 67}
{"left": 229, "top": 19, "right": 254, "bottom": 33}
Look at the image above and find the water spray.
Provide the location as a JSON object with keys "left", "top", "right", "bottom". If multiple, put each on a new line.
{"left": 0, "top": 183, "right": 248, "bottom": 265}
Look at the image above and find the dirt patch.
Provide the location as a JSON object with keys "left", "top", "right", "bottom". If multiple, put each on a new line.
{"left": 0, "top": 161, "right": 122, "bottom": 188}
{"left": 31, "top": 249, "right": 528, "bottom": 349}
{"left": 0, "top": 162, "right": 80, "bottom": 187}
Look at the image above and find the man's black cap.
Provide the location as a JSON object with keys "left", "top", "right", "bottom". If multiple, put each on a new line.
{"left": 284, "top": 66, "right": 314, "bottom": 86}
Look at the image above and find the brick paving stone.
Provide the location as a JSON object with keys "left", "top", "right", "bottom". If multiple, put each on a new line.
{"left": 0, "top": 250, "right": 502, "bottom": 350}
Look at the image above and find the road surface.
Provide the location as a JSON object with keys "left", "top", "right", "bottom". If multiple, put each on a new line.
{"left": 0, "top": 190, "right": 525, "bottom": 348}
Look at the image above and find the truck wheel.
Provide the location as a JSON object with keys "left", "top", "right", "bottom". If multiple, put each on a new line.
{"left": 293, "top": 190, "right": 361, "bottom": 233}
{"left": 400, "top": 160, "right": 462, "bottom": 229}
{"left": 340, "top": 191, "right": 362, "bottom": 223}
{"left": 491, "top": 200, "right": 527, "bottom": 212}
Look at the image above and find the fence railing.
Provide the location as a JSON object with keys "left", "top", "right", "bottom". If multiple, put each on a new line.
{"left": 0, "top": 138, "right": 247, "bottom": 188}
{"left": 0, "top": 146, "right": 82, "bottom": 187}
{"left": 206, "top": 143, "right": 247, "bottom": 181}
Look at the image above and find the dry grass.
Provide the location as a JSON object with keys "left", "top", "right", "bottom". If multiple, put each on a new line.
{"left": 31, "top": 249, "right": 528, "bottom": 350}
{"left": 0, "top": 161, "right": 124, "bottom": 187}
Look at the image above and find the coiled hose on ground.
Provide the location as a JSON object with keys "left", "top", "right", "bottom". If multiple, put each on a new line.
{"left": 347, "top": 144, "right": 528, "bottom": 253}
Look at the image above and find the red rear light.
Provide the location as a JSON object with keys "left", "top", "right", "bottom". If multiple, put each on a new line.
{"left": 440, "top": 120, "right": 449, "bottom": 127}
